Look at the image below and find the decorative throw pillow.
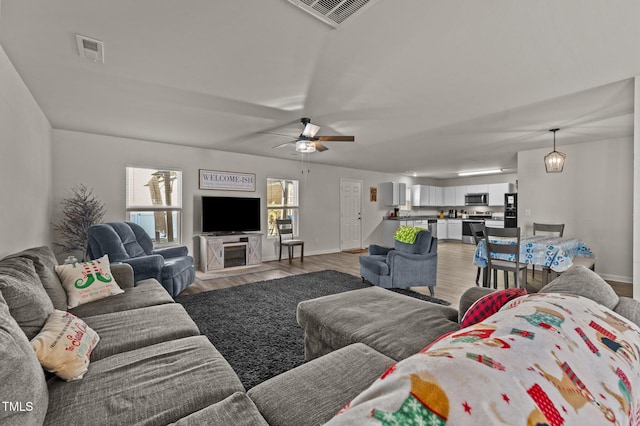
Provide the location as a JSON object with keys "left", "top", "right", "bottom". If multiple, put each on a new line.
{"left": 55, "top": 255, "right": 124, "bottom": 309}
{"left": 460, "top": 287, "right": 526, "bottom": 328}
{"left": 394, "top": 226, "right": 424, "bottom": 244}
{"left": 31, "top": 310, "right": 100, "bottom": 381}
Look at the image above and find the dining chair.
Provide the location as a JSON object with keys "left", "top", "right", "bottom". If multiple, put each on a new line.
{"left": 532, "top": 223, "right": 565, "bottom": 281}
{"left": 485, "top": 226, "right": 528, "bottom": 289}
{"left": 276, "top": 219, "right": 304, "bottom": 263}
{"left": 469, "top": 222, "right": 486, "bottom": 286}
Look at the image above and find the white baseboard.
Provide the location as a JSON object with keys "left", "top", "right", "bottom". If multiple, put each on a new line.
{"left": 598, "top": 273, "right": 632, "bottom": 284}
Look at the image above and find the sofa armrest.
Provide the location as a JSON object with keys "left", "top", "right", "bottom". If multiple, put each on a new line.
{"left": 122, "top": 255, "right": 164, "bottom": 282}
{"left": 110, "top": 263, "right": 135, "bottom": 289}
{"left": 153, "top": 245, "right": 189, "bottom": 259}
{"left": 368, "top": 244, "right": 393, "bottom": 256}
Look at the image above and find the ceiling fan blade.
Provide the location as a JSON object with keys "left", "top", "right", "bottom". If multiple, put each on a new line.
{"left": 273, "top": 141, "right": 295, "bottom": 149}
{"left": 314, "top": 142, "right": 329, "bottom": 152}
{"left": 302, "top": 123, "right": 321, "bottom": 138}
{"left": 314, "top": 136, "right": 355, "bottom": 142}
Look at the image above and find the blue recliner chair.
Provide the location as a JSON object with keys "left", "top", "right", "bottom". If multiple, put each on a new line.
{"left": 359, "top": 229, "right": 438, "bottom": 296}
{"left": 86, "top": 222, "right": 195, "bottom": 297}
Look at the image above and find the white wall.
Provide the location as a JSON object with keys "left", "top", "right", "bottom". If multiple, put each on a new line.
{"left": 52, "top": 129, "right": 411, "bottom": 266}
{"left": 517, "top": 137, "right": 633, "bottom": 282}
{"left": 0, "top": 45, "right": 53, "bottom": 258}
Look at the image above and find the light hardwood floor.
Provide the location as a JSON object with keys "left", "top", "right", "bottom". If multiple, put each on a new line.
{"left": 183, "top": 241, "right": 632, "bottom": 308}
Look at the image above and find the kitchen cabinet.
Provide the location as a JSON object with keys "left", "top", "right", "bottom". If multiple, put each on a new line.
{"left": 444, "top": 187, "right": 456, "bottom": 206}
{"left": 488, "top": 183, "right": 515, "bottom": 206}
{"left": 447, "top": 219, "right": 462, "bottom": 240}
{"left": 437, "top": 220, "right": 448, "bottom": 239}
{"left": 412, "top": 185, "right": 443, "bottom": 207}
{"left": 467, "top": 184, "right": 489, "bottom": 194}
{"left": 454, "top": 186, "right": 467, "bottom": 206}
{"left": 381, "top": 182, "right": 407, "bottom": 206}
{"left": 430, "top": 186, "right": 444, "bottom": 206}
{"left": 412, "top": 185, "right": 429, "bottom": 207}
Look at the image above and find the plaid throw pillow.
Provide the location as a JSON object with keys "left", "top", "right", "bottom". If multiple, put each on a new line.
{"left": 460, "top": 287, "right": 527, "bottom": 328}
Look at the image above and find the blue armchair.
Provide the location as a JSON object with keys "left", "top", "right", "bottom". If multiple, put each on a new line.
{"left": 359, "top": 229, "right": 438, "bottom": 295}
{"left": 86, "top": 222, "right": 195, "bottom": 297}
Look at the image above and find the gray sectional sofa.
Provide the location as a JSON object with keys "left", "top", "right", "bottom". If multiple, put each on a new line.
{"left": 3, "top": 245, "right": 638, "bottom": 425}
{"left": 0, "top": 246, "right": 396, "bottom": 426}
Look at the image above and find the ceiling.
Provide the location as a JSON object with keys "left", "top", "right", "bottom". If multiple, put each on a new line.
{"left": 0, "top": 0, "right": 637, "bottom": 179}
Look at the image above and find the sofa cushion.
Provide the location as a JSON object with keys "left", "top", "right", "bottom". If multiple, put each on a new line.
{"left": 84, "top": 303, "right": 200, "bottom": 361}
{"left": 540, "top": 265, "right": 619, "bottom": 309}
{"left": 169, "top": 392, "right": 268, "bottom": 426}
{"left": 460, "top": 287, "right": 527, "bottom": 328}
{"left": 69, "top": 278, "right": 173, "bottom": 318}
{"left": 31, "top": 310, "right": 100, "bottom": 381}
{"left": 613, "top": 296, "right": 640, "bottom": 328}
{"left": 45, "top": 336, "right": 244, "bottom": 426}
{"left": 0, "top": 256, "right": 55, "bottom": 339}
{"left": 6, "top": 246, "right": 68, "bottom": 310}
{"left": 297, "top": 286, "right": 459, "bottom": 361}
{"left": 0, "top": 292, "right": 48, "bottom": 426}
{"left": 55, "top": 255, "right": 125, "bottom": 308}
{"left": 248, "top": 343, "right": 395, "bottom": 426}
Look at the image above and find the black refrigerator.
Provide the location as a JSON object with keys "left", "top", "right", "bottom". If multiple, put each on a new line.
{"left": 504, "top": 193, "right": 517, "bottom": 228}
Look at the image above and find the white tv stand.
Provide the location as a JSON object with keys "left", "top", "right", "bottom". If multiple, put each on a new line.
{"left": 199, "top": 233, "right": 262, "bottom": 273}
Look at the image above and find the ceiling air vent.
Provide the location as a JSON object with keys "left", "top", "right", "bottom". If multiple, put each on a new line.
{"left": 75, "top": 34, "right": 104, "bottom": 63}
{"left": 287, "top": 0, "right": 377, "bottom": 28}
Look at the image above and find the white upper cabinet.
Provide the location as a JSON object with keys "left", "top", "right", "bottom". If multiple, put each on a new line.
{"left": 430, "top": 186, "right": 443, "bottom": 206}
{"left": 382, "top": 182, "right": 407, "bottom": 206}
{"left": 412, "top": 185, "right": 443, "bottom": 206}
{"left": 455, "top": 186, "right": 467, "bottom": 206}
{"left": 488, "top": 183, "right": 515, "bottom": 206}
{"left": 467, "top": 184, "right": 489, "bottom": 194}
{"left": 412, "top": 185, "right": 429, "bottom": 207}
{"left": 444, "top": 187, "right": 456, "bottom": 206}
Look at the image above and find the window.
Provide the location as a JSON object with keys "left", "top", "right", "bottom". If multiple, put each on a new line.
{"left": 126, "top": 167, "right": 182, "bottom": 246}
{"left": 267, "top": 178, "right": 299, "bottom": 237}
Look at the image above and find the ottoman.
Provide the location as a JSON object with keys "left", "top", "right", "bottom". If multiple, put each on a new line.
{"left": 247, "top": 343, "right": 394, "bottom": 426}
{"left": 296, "top": 286, "right": 461, "bottom": 361}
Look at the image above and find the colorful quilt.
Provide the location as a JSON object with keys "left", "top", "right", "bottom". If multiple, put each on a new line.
{"left": 327, "top": 293, "right": 640, "bottom": 425}
{"left": 394, "top": 226, "right": 424, "bottom": 244}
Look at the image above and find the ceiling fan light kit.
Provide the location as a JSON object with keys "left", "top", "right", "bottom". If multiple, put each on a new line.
{"left": 544, "top": 128, "right": 566, "bottom": 173}
{"left": 295, "top": 140, "right": 317, "bottom": 153}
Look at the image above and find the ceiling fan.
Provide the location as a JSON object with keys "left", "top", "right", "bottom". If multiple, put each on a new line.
{"left": 272, "top": 118, "right": 355, "bottom": 153}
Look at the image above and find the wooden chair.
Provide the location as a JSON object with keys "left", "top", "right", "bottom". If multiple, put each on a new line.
{"left": 532, "top": 223, "right": 565, "bottom": 282}
{"left": 469, "top": 222, "right": 486, "bottom": 286}
{"left": 276, "top": 219, "right": 304, "bottom": 263}
{"left": 485, "top": 226, "right": 528, "bottom": 289}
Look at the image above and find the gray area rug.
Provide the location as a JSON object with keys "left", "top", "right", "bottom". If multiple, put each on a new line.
{"left": 175, "top": 269, "right": 449, "bottom": 389}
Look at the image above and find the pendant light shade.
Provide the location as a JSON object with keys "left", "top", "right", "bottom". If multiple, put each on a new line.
{"left": 544, "top": 128, "right": 565, "bottom": 173}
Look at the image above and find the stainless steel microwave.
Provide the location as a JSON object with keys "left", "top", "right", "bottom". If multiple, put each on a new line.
{"left": 465, "top": 193, "right": 488, "bottom": 206}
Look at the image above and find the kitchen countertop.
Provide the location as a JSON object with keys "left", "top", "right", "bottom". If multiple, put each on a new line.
{"left": 384, "top": 215, "right": 504, "bottom": 221}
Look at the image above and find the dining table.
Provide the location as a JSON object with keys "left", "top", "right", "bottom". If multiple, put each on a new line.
{"left": 473, "top": 235, "right": 596, "bottom": 286}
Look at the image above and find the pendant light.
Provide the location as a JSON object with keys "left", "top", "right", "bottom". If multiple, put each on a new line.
{"left": 544, "top": 128, "right": 565, "bottom": 173}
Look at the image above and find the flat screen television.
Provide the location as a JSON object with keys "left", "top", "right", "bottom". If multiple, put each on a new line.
{"left": 202, "top": 196, "right": 261, "bottom": 234}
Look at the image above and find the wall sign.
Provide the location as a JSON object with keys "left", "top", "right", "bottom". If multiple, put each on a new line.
{"left": 199, "top": 169, "right": 256, "bottom": 191}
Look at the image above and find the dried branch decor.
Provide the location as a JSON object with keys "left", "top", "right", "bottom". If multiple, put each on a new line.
{"left": 53, "top": 184, "right": 106, "bottom": 260}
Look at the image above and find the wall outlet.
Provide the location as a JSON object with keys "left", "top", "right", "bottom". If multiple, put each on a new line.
{"left": 525, "top": 209, "right": 531, "bottom": 217}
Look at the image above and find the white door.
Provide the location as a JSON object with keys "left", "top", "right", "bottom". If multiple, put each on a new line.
{"left": 340, "top": 179, "right": 362, "bottom": 250}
